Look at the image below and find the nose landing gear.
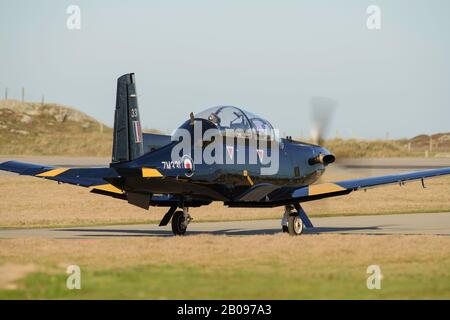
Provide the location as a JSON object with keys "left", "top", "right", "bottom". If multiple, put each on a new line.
{"left": 287, "top": 214, "right": 304, "bottom": 235}
{"left": 281, "top": 204, "right": 314, "bottom": 236}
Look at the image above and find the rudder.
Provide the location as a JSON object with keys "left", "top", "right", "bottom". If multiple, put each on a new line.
{"left": 112, "top": 73, "right": 144, "bottom": 163}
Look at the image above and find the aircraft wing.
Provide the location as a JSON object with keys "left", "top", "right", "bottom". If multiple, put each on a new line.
{"left": 0, "top": 160, "right": 123, "bottom": 193}
{"left": 0, "top": 160, "right": 190, "bottom": 197}
{"left": 292, "top": 167, "right": 450, "bottom": 202}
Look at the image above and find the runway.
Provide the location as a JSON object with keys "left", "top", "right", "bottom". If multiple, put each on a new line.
{"left": 0, "top": 212, "right": 449, "bottom": 239}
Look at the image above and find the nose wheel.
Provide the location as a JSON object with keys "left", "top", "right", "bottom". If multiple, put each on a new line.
{"left": 281, "top": 204, "right": 312, "bottom": 236}
{"left": 287, "top": 214, "right": 304, "bottom": 235}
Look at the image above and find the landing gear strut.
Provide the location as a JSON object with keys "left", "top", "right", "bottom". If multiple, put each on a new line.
{"left": 171, "top": 207, "right": 192, "bottom": 236}
{"left": 281, "top": 205, "right": 290, "bottom": 233}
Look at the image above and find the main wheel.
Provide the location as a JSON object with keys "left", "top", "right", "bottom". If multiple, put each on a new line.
{"left": 171, "top": 210, "right": 187, "bottom": 235}
{"left": 287, "top": 215, "right": 304, "bottom": 236}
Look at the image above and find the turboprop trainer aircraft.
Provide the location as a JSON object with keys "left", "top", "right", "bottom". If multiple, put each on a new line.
{"left": 1, "top": 73, "right": 450, "bottom": 235}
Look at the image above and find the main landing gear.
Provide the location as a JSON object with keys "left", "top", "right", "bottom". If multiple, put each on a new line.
{"left": 158, "top": 205, "right": 193, "bottom": 236}
{"left": 281, "top": 204, "right": 314, "bottom": 236}
{"left": 171, "top": 207, "right": 192, "bottom": 236}
{"left": 171, "top": 210, "right": 189, "bottom": 235}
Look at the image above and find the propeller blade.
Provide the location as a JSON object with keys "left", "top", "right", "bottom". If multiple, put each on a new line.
{"left": 310, "top": 96, "right": 337, "bottom": 145}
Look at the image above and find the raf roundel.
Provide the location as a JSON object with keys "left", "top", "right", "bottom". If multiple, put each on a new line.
{"left": 182, "top": 155, "right": 194, "bottom": 177}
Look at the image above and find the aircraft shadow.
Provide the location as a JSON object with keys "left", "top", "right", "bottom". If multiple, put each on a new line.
{"left": 55, "top": 225, "right": 381, "bottom": 237}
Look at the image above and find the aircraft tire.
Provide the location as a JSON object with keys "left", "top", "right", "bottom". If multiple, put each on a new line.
{"left": 287, "top": 215, "right": 304, "bottom": 236}
{"left": 171, "top": 210, "right": 187, "bottom": 236}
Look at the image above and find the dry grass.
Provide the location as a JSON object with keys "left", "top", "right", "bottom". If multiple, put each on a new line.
{"left": 0, "top": 176, "right": 151, "bottom": 228}
{"left": 0, "top": 235, "right": 449, "bottom": 298}
{"left": 0, "top": 263, "right": 37, "bottom": 290}
{"left": 322, "top": 137, "right": 450, "bottom": 158}
{"left": 323, "top": 138, "right": 408, "bottom": 158}
{"left": 0, "top": 234, "right": 448, "bottom": 270}
{"left": 0, "top": 100, "right": 113, "bottom": 156}
{"left": 1, "top": 173, "right": 450, "bottom": 229}
{"left": 7, "top": 132, "right": 113, "bottom": 157}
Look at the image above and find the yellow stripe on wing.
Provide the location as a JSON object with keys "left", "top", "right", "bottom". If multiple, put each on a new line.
{"left": 92, "top": 184, "right": 124, "bottom": 194}
{"left": 142, "top": 168, "right": 163, "bottom": 178}
{"left": 36, "top": 168, "right": 69, "bottom": 177}
{"left": 308, "top": 183, "right": 346, "bottom": 196}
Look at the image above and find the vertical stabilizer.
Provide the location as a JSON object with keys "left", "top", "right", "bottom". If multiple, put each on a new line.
{"left": 112, "top": 73, "right": 144, "bottom": 163}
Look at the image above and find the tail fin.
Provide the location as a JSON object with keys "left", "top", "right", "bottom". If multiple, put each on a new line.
{"left": 112, "top": 73, "right": 144, "bottom": 163}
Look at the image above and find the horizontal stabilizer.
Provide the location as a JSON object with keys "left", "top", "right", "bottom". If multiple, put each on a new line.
{"left": 143, "top": 133, "right": 172, "bottom": 153}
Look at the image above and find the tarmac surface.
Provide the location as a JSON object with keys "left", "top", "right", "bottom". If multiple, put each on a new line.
{"left": 0, "top": 212, "right": 449, "bottom": 238}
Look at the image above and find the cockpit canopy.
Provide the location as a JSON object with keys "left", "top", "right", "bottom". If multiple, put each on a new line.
{"left": 194, "top": 106, "right": 275, "bottom": 140}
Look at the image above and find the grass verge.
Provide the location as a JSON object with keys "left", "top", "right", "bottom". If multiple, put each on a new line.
{"left": 0, "top": 235, "right": 449, "bottom": 299}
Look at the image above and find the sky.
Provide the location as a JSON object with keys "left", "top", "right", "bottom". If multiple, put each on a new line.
{"left": 0, "top": 0, "right": 449, "bottom": 139}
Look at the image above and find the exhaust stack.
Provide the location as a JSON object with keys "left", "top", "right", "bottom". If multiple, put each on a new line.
{"left": 308, "top": 153, "right": 336, "bottom": 166}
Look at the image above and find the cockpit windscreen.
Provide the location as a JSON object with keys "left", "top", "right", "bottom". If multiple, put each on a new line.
{"left": 194, "top": 106, "right": 275, "bottom": 140}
